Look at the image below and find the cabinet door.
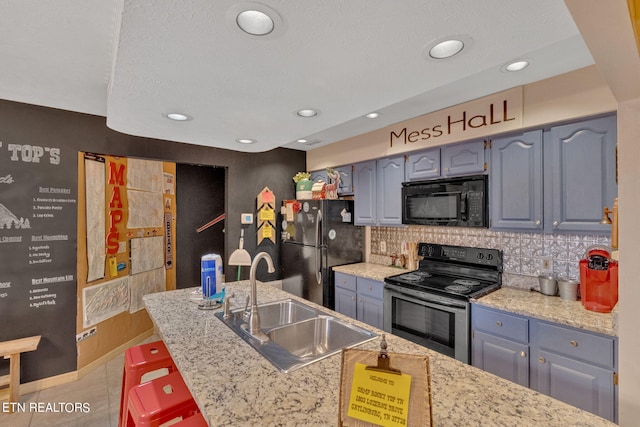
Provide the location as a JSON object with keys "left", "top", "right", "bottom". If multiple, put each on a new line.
{"left": 353, "top": 161, "right": 377, "bottom": 226}
{"left": 490, "top": 130, "right": 543, "bottom": 230}
{"left": 531, "top": 349, "right": 615, "bottom": 422}
{"left": 546, "top": 115, "right": 617, "bottom": 233}
{"left": 334, "top": 165, "right": 354, "bottom": 196}
{"left": 472, "top": 330, "right": 529, "bottom": 387}
{"left": 309, "top": 169, "right": 328, "bottom": 184}
{"left": 405, "top": 148, "right": 441, "bottom": 181}
{"left": 441, "top": 140, "right": 486, "bottom": 176}
{"left": 376, "top": 156, "right": 405, "bottom": 226}
{"left": 335, "top": 286, "right": 357, "bottom": 319}
{"left": 357, "top": 293, "right": 383, "bottom": 329}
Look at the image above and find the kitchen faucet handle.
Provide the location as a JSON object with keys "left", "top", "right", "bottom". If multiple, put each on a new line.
{"left": 243, "top": 295, "right": 251, "bottom": 321}
{"left": 222, "top": 293, "right": 236, "bottom": 319}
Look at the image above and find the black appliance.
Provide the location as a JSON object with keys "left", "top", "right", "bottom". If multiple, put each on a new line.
{"left": 281, "top": 199, "right": 363, "bottom": 310}
{"left": 402, "top": 174, "right": 488, "bottom": 227}
{"left": 384, "top": 243, "right": 502, "bottom": 364}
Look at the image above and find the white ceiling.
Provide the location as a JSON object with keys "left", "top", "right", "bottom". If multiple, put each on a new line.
{"left": 0, "top": 0, "right": 594, "bottom": 153}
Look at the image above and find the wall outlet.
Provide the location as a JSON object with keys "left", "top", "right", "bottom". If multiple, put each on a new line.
{"left": 76, "top": 326, "right": 97, "bottom": 343}
{"left": 541, "top": 256, "right": 553, "bottom": 272}
{"left": 380, "top": 241, "right": 387, "bottom": 253}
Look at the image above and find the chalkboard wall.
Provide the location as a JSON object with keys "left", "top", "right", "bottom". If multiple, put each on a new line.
{"left": 0, "top": 99, "right": 306, "bottom": 382}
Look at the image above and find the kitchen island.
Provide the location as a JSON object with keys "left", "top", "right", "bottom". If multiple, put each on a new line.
{"left": 143, "top": 281, "right": 615, "bottom": 426}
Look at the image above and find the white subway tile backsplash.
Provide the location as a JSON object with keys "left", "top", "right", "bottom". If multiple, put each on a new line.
{"left": 369, "top": 225, "right": 610, "bottom": 279}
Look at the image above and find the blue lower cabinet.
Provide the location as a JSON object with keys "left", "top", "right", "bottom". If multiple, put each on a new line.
{"left": 472, "top": 330, "right": 529, "bottom": 387}
{"left": 335, "top": 272, "right": 384, "bottom": 329}
{"left": 471, "top": 304, "right": 617, "bottom": 422}
{"left": 530, "top": 349, "right": 615, "bottom": 422}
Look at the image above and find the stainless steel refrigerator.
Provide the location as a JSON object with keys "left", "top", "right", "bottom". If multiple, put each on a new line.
{"left": 281, "top": 199, "right": 363, "bottom": 310}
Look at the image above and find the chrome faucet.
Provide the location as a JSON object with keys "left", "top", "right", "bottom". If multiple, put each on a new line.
{"left": 247, "top": 252, "right": 275, "bottom": 342}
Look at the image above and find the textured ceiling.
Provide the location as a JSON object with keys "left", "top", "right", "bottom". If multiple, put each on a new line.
{"left": 0, "top": 0, "right": 594, "bottom": 152}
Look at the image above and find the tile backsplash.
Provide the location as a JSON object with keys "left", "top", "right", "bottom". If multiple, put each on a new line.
{"left": 369, "top": 226, "right": 611, "bottom": 281}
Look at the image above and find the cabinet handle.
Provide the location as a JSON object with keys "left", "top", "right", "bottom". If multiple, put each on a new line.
{"left": 444, "top": 167, "right": 449, "bottom": 172}
{"left": 520, "top": 351, "right": 527, "bottom": 358}
{"left": 496, "top": 321, "right": 503, "bottom": 327}
{"left": 352, "top": 296, "right": 355, "bottom": 301}
{"left": 535, "top": 220, "right": 541, "bottom": 225}
{"left": 569, "top": 340, "right": 578, "bottom": 347}
{"left": 538, "top": 356, "right": 546, "bottom": 364}
{"left": 553, "top": 220, "right": 559, "bottom": 227}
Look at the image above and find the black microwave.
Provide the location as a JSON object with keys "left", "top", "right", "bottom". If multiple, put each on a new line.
{"left": 401, "top": 175, "right": 488, "bottom": 227}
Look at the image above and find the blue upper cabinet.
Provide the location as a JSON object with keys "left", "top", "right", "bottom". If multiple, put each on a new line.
{"left": 354, "top": 160, "right": 377, "bottom": 226}
{"left": 441, "top": 139, "right": 487, "bottom": 176}
{"left": 490, "top": 130, "right": 543, "bottom": 231}
{"left": 354, "top": 157, "right": 404, "bottom": 226}
{"left": 309, "top": 169, "right": 328, "bottom": 185}
{"left": 334, "top": 164, "right": 354, "bottom": 196}
{"left": 545, "top": 115, "right": 617, "bottom": 233}
{"left": 405, "top": 148, "right": 440, "bottom": 181}
{"left": 376, "top": 156, "right": 405, "bottom": 226}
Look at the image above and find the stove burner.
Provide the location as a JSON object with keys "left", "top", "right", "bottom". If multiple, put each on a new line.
{"left": 400, "top": 271, "right": 432, "bottom": 282}
{"left": 445, "top": 284, "right": 471, "bottom": 293}
{"left": 452, "top": 279, "right": 480, "bottom": 287}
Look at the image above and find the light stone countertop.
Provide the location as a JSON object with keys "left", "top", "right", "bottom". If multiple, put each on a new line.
{"left": 143, "top": 281, "right": 615, "bottom": 427}
{"left": 334, "top": 262, "right": 616, "bottom": 337}
{"left": 472, "top": 287, "right": 616, "bottom": 337}
{"left": 333, "top": 262, "right": 407, "bottom": 282}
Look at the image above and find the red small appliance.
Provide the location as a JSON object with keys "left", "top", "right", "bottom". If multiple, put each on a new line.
{"left": 579, "top": 245, "right": 618, "bottom": 313}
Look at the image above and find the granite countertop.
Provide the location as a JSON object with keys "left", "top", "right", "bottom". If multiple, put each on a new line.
{"left": 473, "top": 287, "right": 616, "bottom": 336}
{"left": 143, "top": 281, "right": 614, "bottom": 427}
{"left": 335, "top": 263, "right": 616, "bottom": 337}
{"left": 333, "top": 262, "right": 406, "bottom": 281}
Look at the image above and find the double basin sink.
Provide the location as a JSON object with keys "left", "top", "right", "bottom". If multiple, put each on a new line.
{"left": 214, "top": 299, "right": 377, "bottom": 373}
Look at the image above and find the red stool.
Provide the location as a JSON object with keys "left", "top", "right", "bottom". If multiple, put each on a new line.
{"left": 174, "top": 412, "right": 208, "bottom": 426}
{"left": 125, "top": 371, "right": 199, "bottom": 426}
{"left": 119, "top": 340, "right": 177, "bottom": 427}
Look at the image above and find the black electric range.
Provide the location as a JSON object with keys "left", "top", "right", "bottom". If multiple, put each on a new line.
{"left": 383, "top": 243, "right": 503, "bottom": 364}
{"left": 384, "top": 243, "right": 503, "bottom": 301}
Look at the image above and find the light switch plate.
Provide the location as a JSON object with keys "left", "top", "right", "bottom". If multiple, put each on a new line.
{"left": 241, "top": 213, "right": 253, "bottom": 224}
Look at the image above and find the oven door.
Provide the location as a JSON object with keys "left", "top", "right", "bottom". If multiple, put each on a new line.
{"left": 383, "top": 285, "right": 470, "bottom": 363}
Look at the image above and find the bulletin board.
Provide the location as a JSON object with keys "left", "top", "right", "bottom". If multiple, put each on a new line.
{"left": 339, "top": 347, "right": 432, "bottom": 427}
{"left": 76, "top": 153, "right": 176, "bottom": 369}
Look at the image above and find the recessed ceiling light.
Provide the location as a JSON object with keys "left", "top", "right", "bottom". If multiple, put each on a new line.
{"left": 296, "top": 109, "right": 319, "bottom": 118}
{"left": 237, "top": 138, "right": 256, "bottom": 144}
{"left": 227, "top": 3, "right": 284, "bottom": 39}
{"left": 297, "top": 139, "right": 308, "bottom": 143}
{"left": 166, "top": 113, "right": 191, "bottom": 121}
{"left": 236, "top": 10, "right": 274, "bottom": 36}
{"left": 429, "top": 40, "right": 464, "bottom": 59}
{"left": 503, "top": 60, "right": 530, "bottom": 72}
{"left": 422, "top": 35, "right": 472, "bottom": 62}
{"left": 365, "top": 112, "right": 381, "bottom": 119}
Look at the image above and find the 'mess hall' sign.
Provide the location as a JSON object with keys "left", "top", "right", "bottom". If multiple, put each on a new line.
{"left": 388, "top": 87, "right": 523, "bottom": 149}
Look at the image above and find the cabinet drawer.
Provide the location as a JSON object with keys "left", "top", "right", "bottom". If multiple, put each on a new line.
{"left": 536, "top": 322, "right": 615, "bottom": 368}
{"left": 473, "top": 306, "right": 528, "bottom": 343}
{"left": 334, "top": 273, "right": 356, "bottom": 292}
{"left": 356, "top": 277, "right": 384, "bottom": 300}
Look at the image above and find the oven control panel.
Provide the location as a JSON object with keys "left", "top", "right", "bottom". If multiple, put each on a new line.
{"left": 418, "top": 243, "right": 502, "bottom": 269}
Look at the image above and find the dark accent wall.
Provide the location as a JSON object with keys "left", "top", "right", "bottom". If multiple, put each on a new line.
{"left": 0, "top": 99, "right": 306, "bottom": 282}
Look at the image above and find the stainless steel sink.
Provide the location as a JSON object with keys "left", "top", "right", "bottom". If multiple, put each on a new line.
{"left": 267, "top": 316, "right": 376, "bottom": 358}
{"left": 214, "top": 299, "right": 377, "bottom": 372}
{"left": 255, "top": 299, "right": 318, "bottom": 329}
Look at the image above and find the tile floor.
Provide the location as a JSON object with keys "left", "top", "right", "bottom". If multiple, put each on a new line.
{"left": 0, "top": 335, "right": 159, "bottom": 427}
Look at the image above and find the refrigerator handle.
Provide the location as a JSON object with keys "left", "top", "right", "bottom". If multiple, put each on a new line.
{"left": 316, "top": 208, "right": 322, "bottom": 285}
